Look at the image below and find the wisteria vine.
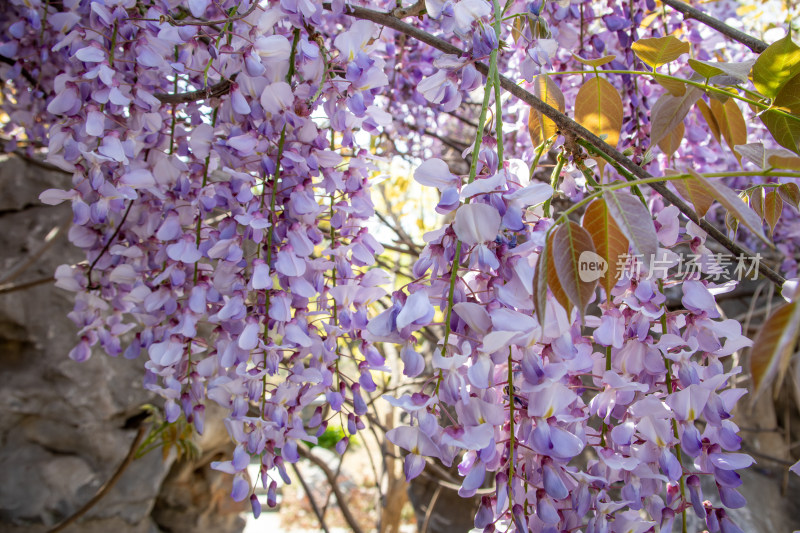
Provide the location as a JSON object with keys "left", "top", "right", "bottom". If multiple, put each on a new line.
{"left": 3, "top": 0, "right": 800, "bottom": 531}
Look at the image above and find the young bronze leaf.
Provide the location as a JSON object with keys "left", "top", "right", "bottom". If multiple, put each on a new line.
{"left": 602, "top": 188, "right": 658, "bottom": 270}
{"left": 749, "top": 187, "right": 765, "bottom": 219}
{"left": 696, "top": 99, "right": 721, "bottom": 143}
{"left": 546, "top": 230, "right": 572, "bottom": 313}
{"left": 709, "top": 98, "right": 747, "bottom": 162}
{"left": 750, "top": 301, "right": 800, "bottom": 402}
{"left": 688, "top": 169, "right": 769, "bottom": 242}
{"left": 631, "top": 36, "right": 690, "bottom": 69}
{"left": 656, "top": 76, "right": 687, "bottom": 97}
{"left": 574, "top": 76, "right": 623, "bottom": 148}
{"left": 752, "top": 34, "right": 800, "bottom": 99}
{"left": 532, "top": 241, "right": 547, "bottom": 327}
{"left": 552, "top": 221, "right": 598, "bottom": 318}
{"left": 571, "top": 53, "right": 617, "bottom": 67}
{"left": 533, "top": 230, "right": 571, "bottom": 327}
{"left": 650, "top": 87, "right": 702, "bottom": 144}
{"left": 760, "top": 73, "right": 800, "bottom": 154}
{"left": 734, "top": 142, "right": 769, "bottom": 168}
{"left": 582, "top": 198, "right": 629, "bottom": 298}
{"left": 657, "top": 121, "right": 685, "bottom": 158}
{"left": 512, "top": 15, "right": 525, "bottom": 43}
{"left": 764, "top": 190, "right": 783, "bottom": 235}
{"left": 528, "top": 75, "right": 565, "bottom": 146}
{"left": 672, "top": 174, "right": 714, "bottom": 217}
{"left": 779, "top": 182, "right": 800, "bottom": 210}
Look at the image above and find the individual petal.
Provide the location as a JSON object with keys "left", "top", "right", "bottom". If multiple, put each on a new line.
{"left": 453, "top": 302, "right": 491, "bottom": 334}
{"left": 453, "top": 203, "right": 501, "bottom": 245}
{"left": 682, "top": 280, "right": 720, "bottom": 318}
{"left": 403, "top": 453, "right": 426, "bottom": 481}
{"left": 231, "top": 474, "right": 249, "bottom": 502}
{"left": 414, "top": 158, "right": 459, "bottom": 190}
{"left": 504, "top": 181, "right": 553, "bottom": 206}
{"left": 396, "top": 291, "right": 434, "bottom": 330}
{"left": 400, "top": 344, "right": 425, "bottom": 377}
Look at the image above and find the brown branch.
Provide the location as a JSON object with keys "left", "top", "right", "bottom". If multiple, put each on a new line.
{"left": 393, "top": 0, "right": 426, "bottom": 19}
{"left": 130, "top": 1, "right": 259, "bottom": 27}
{"left": 420, "top": 485, "right": 442, "bottom": 533}
{"left": 333, "top": 4, "right": 785, "bottom": 287}
{"left": 290, "top": 462, "right": 331, "bottom": 533}
{"left": 48, "top": 422, "right": 149, "bottom": 533}
{"left": 297, "top": 443, "right": 365, "bottom": 533}
{"left": 0, "top": 276, "right": 54, "bottom": 295}
{"left": 661, "top": 0, "right": 768, "bottom": 54}
{"left": 153, "top": 77, "right": 234, "bottom": 105}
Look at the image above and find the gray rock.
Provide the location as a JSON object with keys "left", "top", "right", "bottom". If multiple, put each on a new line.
{"left": 0, "top": 157, "right": 243, "bottom": 533}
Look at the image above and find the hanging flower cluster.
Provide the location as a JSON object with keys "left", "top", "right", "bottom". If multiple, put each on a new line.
{"left": 3, "top": 0, "right": 798, "bottom": 531}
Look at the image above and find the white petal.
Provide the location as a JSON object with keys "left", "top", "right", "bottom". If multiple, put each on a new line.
{"left": 453, "top": 203, "right": 501, "bottom": 245}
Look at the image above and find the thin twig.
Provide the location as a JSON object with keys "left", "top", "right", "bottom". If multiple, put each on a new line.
{"left": 87, "top": 201, "right": 133, "bottom": 289}
{"left": 420, "top": 485, "right": 442, "bottom": 533}
{"left": 297, "top": 443, "right": 365, "bottom": 533}
{"left": 661, "top": 0, "right": 768, "bottom": 53}
{"left": 48, "top": 423, "right": 149, "bottom": 533}
{"left": 0, "top": 276, "right": 54, "bottom": 295}
{"left": 290, "top": 462, "right": 331, "bottom": 533}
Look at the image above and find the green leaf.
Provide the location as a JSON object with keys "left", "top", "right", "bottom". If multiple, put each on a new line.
{"left": 632, "top": 36, "right": 690, "bottom": 69}
{"left": 650, "top": 87, "right": 702, "bottom": 144}
{"left": 551, "top": 221, "right": 598, "bottom": 319}
{"left": 688, "top": 58, "right": 724, "bottom": 79}
{"left": 753, "top": 34, "right": 800, "bottom": 99}
{"left": 581, "top": 198, "right": 629, "bottom": 298}
{"left": 687, "top": 169, "right": 769, "bottom": 243}
{"left": 750, "top": 302, "right": 800, "bottom": 402}
{"left": 760, "top": 72, "right": 800, "bottom": 153}
{"left": 688, "top": 59, "right": 753, "bottom": 83}
{"left": 571, "top": 53, "right": 617, "bottom": 67}
{"left": 528, "top": 75, "right": 565, "bottom": 146}
{"left": 602, "top": 188, "right": 659, "bottom": 270}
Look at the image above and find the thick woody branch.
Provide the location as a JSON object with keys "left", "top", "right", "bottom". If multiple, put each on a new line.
{"left": 661, "top": 0, "right": 768, "bottom": 53}
{"left": 335, "top": 4, "right": 786, "bottom": 287}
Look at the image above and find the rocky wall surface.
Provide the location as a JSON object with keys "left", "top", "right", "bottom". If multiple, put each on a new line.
{"left": 0, "top": 157, "right": 243, "bottom": 533}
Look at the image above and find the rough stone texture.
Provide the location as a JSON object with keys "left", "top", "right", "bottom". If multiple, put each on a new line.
{"left": 0, "top": 157, "right": 243, "bottom": 533}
